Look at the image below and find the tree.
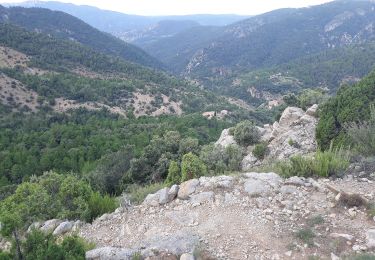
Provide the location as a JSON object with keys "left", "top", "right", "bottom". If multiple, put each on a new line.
{"left": 165, "top": 161, "right": 181, "bottom": 185}
{"left": 233, "top": 121, "right": 261, "bottom": 146}
{"left": 181, "top": 153, "right": 207, "bottom": 182}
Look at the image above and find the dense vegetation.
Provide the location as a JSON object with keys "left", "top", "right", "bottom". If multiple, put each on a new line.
{"left": 316, "top": 70, "right": 375, "bottom": 150}
{"left": 0, "top": 5, "right": 163, "bottom": 69}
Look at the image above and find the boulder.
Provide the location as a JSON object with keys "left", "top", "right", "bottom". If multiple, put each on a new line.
{"left": 241, "top": 154, "right": 259, "bottom": 171}
{"left": 158, "top": 187, "right": 170, "bottom": 205}
{"left": 366, "top": 229, "right": 375, "bottom": 249}
{"left": 244, "top": 179, "right": 272, "bottom": 197}
{"left": 244, "top": 172, "right": 282, "bottom": 188}
{"left": 27, "top": 222, "right": 42, "bottom": 233}
{"left": 53, "top": 221, "right": 73, "bottom": 236}
{"left": 215, "top": 129, "right": 236, "bottom": 148}
{"left": 72, "top": 220, "right": 83, "bottom": 232}
{"left": 199, "top": 176, "right": 234, "bottom": 189}
{"left": 178, "top": 179, "right": 200, "bottom": 200}
{"left": 278, "top": 107, "right": 305, "bottom": 128}
{"left": 306, "top": 104, "right": 318, "bottom": 117}
{"left": 285, "top": 176, "right": 306, "bottom": 186}
{"left": 86, "top": 247, "right": 134, "bottom": 260}
{"left": 168, "top": 185, "right": 179, "bottom": 201}
{"left": 180, "top": 253, "right": 195, "bottom": 260}
{"left": 243, "top": 172, "right": 282, "bottom": 197}
{"left": 190, "top": 192, "right": 214, "bottom": 205}
{"left": 40, "top": 219, "right": 62, "bottom": 233}
{"left": 143, "top": 193, "right": 160, "bottom": 207}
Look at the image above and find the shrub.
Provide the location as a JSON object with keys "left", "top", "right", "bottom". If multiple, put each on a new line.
{"left": 277, "top": 146, "right": 349, "bottom": 178}
{"left": 181, "top": 153, "right": 207, "bottom": 182}
{"left": 345, "top": 105, "right": 375, "bottom": 156}
{"left": 295, "top": 228, "right": 315, "bottom": 247}
{"left": 165, "top": 161, "right": 181, "bottom": 185}
{"left": 233, "top": 121, "right": 261, "bottom": 146}
{"left": 252, "top": 143, "right": 268, "bottom": 160}
{"left": 88, "top": 192, "right": 118, "bottom": 222}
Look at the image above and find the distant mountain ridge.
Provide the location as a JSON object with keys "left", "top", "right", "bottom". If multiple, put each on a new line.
{"left": 0, "top": 5, "right": 164, "bottom": 69}
{"left": 7, "top": 1, "right": 249, "bottom": 42}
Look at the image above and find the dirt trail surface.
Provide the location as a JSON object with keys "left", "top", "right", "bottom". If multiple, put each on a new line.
{"left": 80, "top": 172, "right": 375, "bottom": 259}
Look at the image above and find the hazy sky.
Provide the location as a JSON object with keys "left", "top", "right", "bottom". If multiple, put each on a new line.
{"left": 1, "top": 0, "right": 335, "bottom": 15}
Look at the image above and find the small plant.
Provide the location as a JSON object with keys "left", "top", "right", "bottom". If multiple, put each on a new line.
{"left": 132, "top": 252, "right": 142, "bottom": 260}
{"left": 295, "top": 228, "right": 315, "bottom": 247}
{"left": 367, "top": 203, "right": 375, "bottom": 218}
{"left": 252, "top": 143, "right": 268, "bottom": 160}
{"left": 307, "top": 215, "right": 324, "bottom": 227}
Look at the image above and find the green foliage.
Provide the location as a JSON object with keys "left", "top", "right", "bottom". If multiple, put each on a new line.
{"left": 277, "top": 147, "right": 350, "bottom": 178}
{"left": 165, "top": 161, "right": 181, "bottom": 186}
{"left": 233, "top": 121, "right": 261, "bottom": 146}
{"left": 87, "top": 192, "right": 118, "bottom": 223}
{"left": 0, "top": 251, "right": 12, "bottom": 260}
{"left": 317, "top": 71, "right": 375, "bottom": 150}
{"left": 252, "top": 143, "right": 268, "bottom": 160}
{"left": 126, "top": 183, "right": 165, "bottom": 205}
{"left": 22, "top": 230, "right": 86, "bottom": 260}
{"left": 181, "top": 152, "right": 207, "bottom": 182}
{"left": 0, "top": 172, "right": 117, "bottom": 236}
{"left": 345, "top": 105, "right": 375, "bottom": 156}
{"left": 199, "top": 144, "right": 244, "bottom": 173}
{"left": 307, "top": 215, "right": 324, "bottom": 227}
{"left": 295, "top": 228, "right": 315, "bottom": 247}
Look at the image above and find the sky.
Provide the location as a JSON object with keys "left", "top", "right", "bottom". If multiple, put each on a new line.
{"left": 0, "top": 0, "right": 335, "bottom": 16}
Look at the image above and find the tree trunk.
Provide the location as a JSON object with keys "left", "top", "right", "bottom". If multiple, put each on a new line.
{"left": 13, "top": 230, "right": 23, "bottom": 260}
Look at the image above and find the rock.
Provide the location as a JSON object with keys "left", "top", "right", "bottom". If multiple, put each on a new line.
{"left": 180, "top": 253, "right": 195, "bottom": 260}
{"left": 215, "top": 129, "right": 236, "bottom": 148}
{"left": 285, "top": 176, "right": 305, "bottom": 186}
{"left": 244, "top": 172, "right": 282, "bottom": 188}
{"left": 72, "top": 220, "right": 83, "bottom": 232}
{"left": 278, "top": 107, "right": 305, "bottom": 128}
{"left": 143, "top": 193, "right": 160, "bottom": 207}
{"left": 331, "top": 253, "right": 340, "bottom": 260}
{"left": 306, "top": 104, "right": 318, "bottom": 117}
{"left": 366, "top": 229, "right": 375, "bottom": 249}
{"left": 280, "top": 185, "right": 298, "bottom": 194}
{"left": 330, "top": 233, "right": 355, "bottom": 241}
{"left": 241, "top": 154, "right": 259, "bottom": 171}
{"left": 53, "top": 221, "right": 73, "bottom": 236}
{"left": 158, "top": 187, "right": 170, "bottom": 205}
{"left": 114, "top": 207, "right": 125, "bottom": 214}
{"left": 178, "top": 179, "right": 200, "bottom": 200}
{"left": 141, "top": 232, "right": 199, "bottom": 257}
{"left": 27, "top": 222, "right": 42, "bottom": 233}
{"left": 199, "top": 176, "right": 234, "bottom": 189}
{"left": 40, "top": 219, "right": 62, "bottom": 233}
{"left": 97, "top": 213, "right": 111, "bottom": 222}
{"left": 190, "top": 192, "right": 214, "bottom": 205}
{"left": 168, "top": 185, "right": 179, "bottom": 201}
{"left": 244, "top": 179, "right": 272, "bottom": 197}
{"left": 86, "top": 247, "right": 134, "bottom": 260}
{"left": 308, "top": 178, "right": 324, "bottom": 192}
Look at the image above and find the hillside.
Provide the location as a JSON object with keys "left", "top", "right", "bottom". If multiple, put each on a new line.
{"left": 139, "top": 0, "right": 375, "bottom": 78}
{"left": 0, "top": 5, "right": 163, "bottom": 69}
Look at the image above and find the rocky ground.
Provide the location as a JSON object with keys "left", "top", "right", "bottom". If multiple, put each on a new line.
{"left": 80, "top": 171, "right": 375, "bottom": 260}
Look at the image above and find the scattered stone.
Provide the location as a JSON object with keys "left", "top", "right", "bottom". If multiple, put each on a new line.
{"left": 86, "top": 247, "right": 134, "bottom": 260}
{"left": 330, "top": 233, "right": 354, "bottom": 241}
{"left": 280, "top": 185, "right": 298, "bottom": 194}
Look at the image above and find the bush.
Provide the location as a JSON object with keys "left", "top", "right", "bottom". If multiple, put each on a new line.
{"left": 252, "top": 143, "right": 268, "bottom": 160}
{"left": 277, "top": 146, "right": 350, "bottom": 178}
{"left": 295, "top": 228, "right": 315, "bottom": 247}
{"left": 233, "top": 121, "right": 261, "bottom": 146}
{"left": 88, "top": 192, "right": 118, "bottom": 222}
{"left": 181, "top": 152, "right": 207, "bottom": 182}
{"left": 345, "top": 105, "right": 375, "bottom": 156}
{"left": 165, "top": 161, "right": 181, "bottom": 185}
{"left": 22, "top": 230, "right": 87, "bottom": 260}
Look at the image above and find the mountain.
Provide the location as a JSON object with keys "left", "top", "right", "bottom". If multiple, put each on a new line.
{"left": 140, "top": 0, "right": 375, "bottom": 78}
{"left": 0, "top": 22, "right": 241, "bottom": 117}
{"left": 8, "top": 1, "right": 249, "bottom": 42}
{"left": 0, "top": 5, "right": 163, "bottom": 69}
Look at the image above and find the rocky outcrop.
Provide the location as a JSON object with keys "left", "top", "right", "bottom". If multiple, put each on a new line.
{"left": 28, "top": 219, "right": 82, "bottom": 236}
{"left": 80, "top": 172, "right": 375, "bottom": 259}
{"left": 215, "top": 105, "right": 319, "bottom": 171}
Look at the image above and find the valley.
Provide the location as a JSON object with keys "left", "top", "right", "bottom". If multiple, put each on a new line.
{"left": 0, "top": 0, "right": 375, "bottom": 259}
